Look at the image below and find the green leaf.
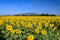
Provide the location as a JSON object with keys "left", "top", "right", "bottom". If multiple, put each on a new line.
{"left": 13, "top": 35, "right": 18, "bottom": 39}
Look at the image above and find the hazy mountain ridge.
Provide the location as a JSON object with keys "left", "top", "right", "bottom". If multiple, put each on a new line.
{"left": 0, "top": 13, "right": 57, "bottom": 16}
{"left": 13, "top": 13, "right": 56, "bottom": 16}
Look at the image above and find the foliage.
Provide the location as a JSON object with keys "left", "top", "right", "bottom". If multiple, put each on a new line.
{"left": 0, "top": 16, "right": 60, "bottom": 40}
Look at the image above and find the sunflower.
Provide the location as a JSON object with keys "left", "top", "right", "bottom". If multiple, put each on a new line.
{"left": 6, "top": 25, "right": 12, "bottom": 30}
{"left": 27, "top": 35, "right": 34, "bottom": 40}
{"left": 37, "top": 25, "right": 42, "bottom": 29}
{"left": 35, "top": 28, "right": 40, "bottom": 33}
{"left": 15, "top": 29, "right": 22, "bottom": 34}
{"left": 25, "top": 23, "right": 32, "bottom": 28}
{"left": 41, "top": 30, "right": 47, "bottom": 35}
{"left": 44, "top": 22, "right": 49, "bottom": 27}
{"left": 10, "top": 29, "right": 15, "bottom": 33}
{"left": 50, "top": 24, "right": 54, "bottom": 28}
{"left": 0, "top": 20, "right": 3, "bottom": 25}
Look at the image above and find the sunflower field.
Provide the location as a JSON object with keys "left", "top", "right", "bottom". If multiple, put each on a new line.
{"left": 0, "top": 16, "right": 60, "bottom": 40}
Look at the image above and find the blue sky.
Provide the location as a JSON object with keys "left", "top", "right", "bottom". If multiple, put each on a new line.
{"left": 0, "top": 0, "right": 60, "bottom": 15}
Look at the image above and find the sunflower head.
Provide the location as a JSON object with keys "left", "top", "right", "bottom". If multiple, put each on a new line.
{"left": 35, "top": 28, "right": 40, "bottom": 33}
{"left": 10, "top": 29, "right": 15, "bottom": 33}
{"left": 15, "top": 29, "right": 22, "bottom": 34}
{"left": 27, "top": 35, "right": 34, "bottom": 40}
{"left": 6, "top": 25, "right": 12, "bottom": 30}
{"left": 41, "top": 30, "right": 47, "bottom": 35}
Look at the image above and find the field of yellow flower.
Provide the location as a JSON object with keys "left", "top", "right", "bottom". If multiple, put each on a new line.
{"left": 0, "top": 16, "right": 60, "bottom": 40}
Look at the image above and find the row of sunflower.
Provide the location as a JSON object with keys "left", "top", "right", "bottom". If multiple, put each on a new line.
{"left": 0, "top": 16, "right": 60, "bottom": 40}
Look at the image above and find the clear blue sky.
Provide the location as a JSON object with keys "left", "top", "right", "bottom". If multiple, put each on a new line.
{"left": 0, "top": 0, "right": 60, "bottom": 15}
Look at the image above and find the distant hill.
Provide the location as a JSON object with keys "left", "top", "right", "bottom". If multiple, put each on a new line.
{"left": 0, "top": 13, "right": 56, "bottom": 16}
{"left": 14, "top": 13, "right": 39, "bottom": 16}
{"left": 13, "top": 13, "right": 56, "bottom": 16}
